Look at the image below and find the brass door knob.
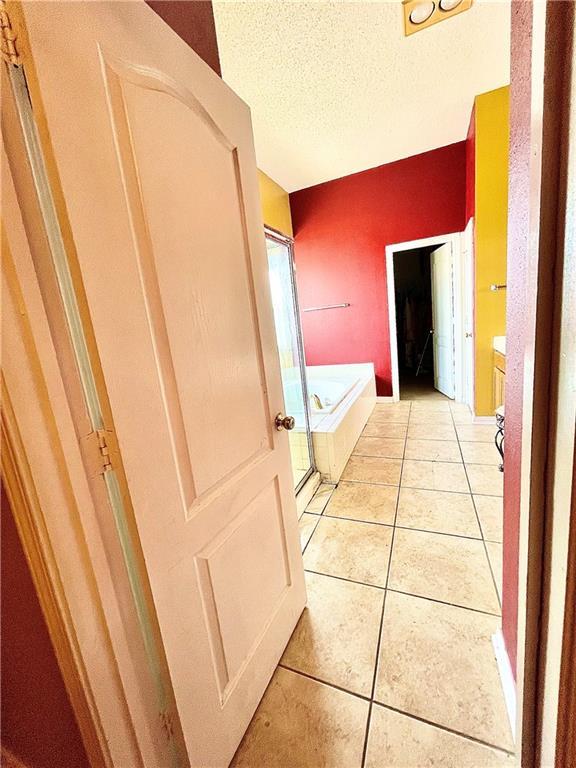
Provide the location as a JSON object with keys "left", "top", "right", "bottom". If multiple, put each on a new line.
{"left": 275, "top": 413, "right": 296, "bottom": 431}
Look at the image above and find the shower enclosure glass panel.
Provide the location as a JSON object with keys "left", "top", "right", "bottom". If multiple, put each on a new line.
{"left": 266, "top": 231, "right": 314, "bottom": 491}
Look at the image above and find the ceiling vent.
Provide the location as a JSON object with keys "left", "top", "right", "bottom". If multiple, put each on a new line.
{"left": 403, "top": 0, "right": 473, "bottom": 35}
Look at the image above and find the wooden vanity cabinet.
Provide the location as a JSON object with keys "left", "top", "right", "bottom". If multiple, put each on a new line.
{"left": 493, "top": 350, "right": 506, "bottom": 411}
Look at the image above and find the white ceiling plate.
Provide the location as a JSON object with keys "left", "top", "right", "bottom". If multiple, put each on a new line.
{"left": 213, "top": 0, "right": 510, "bottom": 192}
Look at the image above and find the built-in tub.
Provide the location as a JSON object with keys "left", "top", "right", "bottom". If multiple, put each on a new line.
{"left": 307, "top": 363, "right": 377, "bottom": 482}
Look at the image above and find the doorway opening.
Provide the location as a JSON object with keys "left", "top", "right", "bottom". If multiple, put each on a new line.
{"left": 386, "top": 232, "right": 469, "bottom": 404}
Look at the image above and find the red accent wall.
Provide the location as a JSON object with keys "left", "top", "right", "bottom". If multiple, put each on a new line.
{"left": 290, "top": 143, "right": 467, "bottom": 395}
{"left": 465, "top": 105, "right": 476, "bottom": 223}
{"left": 146, "top": 1, "right": 221, "bottom": 75}
{"left": 502, "top": 0, "right": 534, "bottom": 678}
{"left": 1, "top": 486, "right": 89, "bottom": 767}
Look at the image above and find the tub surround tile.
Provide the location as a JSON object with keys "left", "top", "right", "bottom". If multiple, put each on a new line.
{"left": 281, "top": 572, "right": 383, "bottom": 696}
{"left": 353, "top": 436, "right": 405, "bottom": 459}
{"left": 474, "top": 495, "right": 503, "bottom": 541}
{"left": 231, "top": 667, "right": 369, "bottom": 768}
{"left": 306, "top": 483, "right": 336, "bottom": 514}
{"left": 375, "top": 591, "right": 513, "bottom": 751}
{"left": 299, "top": 513, "right": 320, "bottom": 552}
{"left": 407, "top": 423, "right": 457, "bottom": 441}
{"left": 365, "top": 704, "right": 514, "bottom": 768}
{"left": 326, "top": 482, "right": 398, "bottom": 525}
{"left": 404, "top": 439, "right": 462, "bottom": 463}
{"left": 401, "top": 460, "right": 469, "bottom": 493}
{"left": 303, "top": 516, "right": 393, "bottom": 587}
{"left": 460, "top": 441, "right": 501, "bottom": 465}
{"left": 362, "top": 422, "right": 408, "bottom": 439}
{"left": 456, "top": 424, "right": 497, "bottom": 443}
{"left": 341, "top": 456, "right": 402, "bottom": 486}
{"left": 466, "top": 464, "right": 504, "bottom": 496}
{"left": 396, "top": 488, "right": 481, "bottom": 538}
{"left": 389, "top": 528, "right": 500, "bottom": 614}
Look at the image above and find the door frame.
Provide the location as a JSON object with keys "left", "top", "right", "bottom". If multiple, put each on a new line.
{"left": 264, "top": 226, "right": 316, "bottom": 493}
{"left": 385, "top": 231, "right": 466, "bottom": 402}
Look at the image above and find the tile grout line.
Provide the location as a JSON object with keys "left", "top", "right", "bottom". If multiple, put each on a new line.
{"left": 360, "top": 400, "right": 412, "bottom": 768}
{"left": 292, "top": 402, "right": 506, "bottom": 764}
{"left": 449, "top": 407, "right": 502, "bottom": 612}
{"left": 302, "top": 568, "right": 502, "bottom": 617}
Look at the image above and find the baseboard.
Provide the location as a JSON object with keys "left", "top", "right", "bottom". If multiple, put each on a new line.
{"left": 492, "top": 629, "right": 517, "bottom": 743}
{"left": 473, "top": 415, "right": 496, "bottom": 425}
{"left": 376, "top": 396, "right": 397, "bottom": 403}
{"left": 296, "top": 471, "right": 321, "bottom": 517}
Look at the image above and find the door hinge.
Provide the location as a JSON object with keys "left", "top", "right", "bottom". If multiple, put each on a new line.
{"left": 0, "top": 2, "right": 22, "bottom": 66}
{"left": 82, "top": 428, "right": 117, "bottom": 477}
{"left": 160, "top": 710, "right": 175, "bottom": 741}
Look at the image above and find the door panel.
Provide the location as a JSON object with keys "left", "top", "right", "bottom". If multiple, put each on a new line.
{"left": 431, "top": 243, "right": 456, "bottom": 398}
{"left": 19, "top": 2, "right": 306, "bottom": 765}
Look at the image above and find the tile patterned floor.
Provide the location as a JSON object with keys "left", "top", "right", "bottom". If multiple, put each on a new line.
{"left": 232, "top": 400, "right": 512, "bottom": 767}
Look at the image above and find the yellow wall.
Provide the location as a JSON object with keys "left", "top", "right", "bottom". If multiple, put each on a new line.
{"left": 258, "top": 170, "right": 293, "bottom": 237}
{"left": 474, "top": 86, "right": 510, "bottom": 416}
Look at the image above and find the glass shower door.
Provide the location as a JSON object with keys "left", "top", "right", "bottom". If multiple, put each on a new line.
{"left": 266, "top": 231, "right": 314, "bottom": 491}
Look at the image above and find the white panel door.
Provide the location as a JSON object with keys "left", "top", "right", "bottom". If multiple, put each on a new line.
{"left": 431, "top": 243, "right": 456, "bottom": 398}
{"left": 19, "top": 2, "right": 306, "bottom": 765}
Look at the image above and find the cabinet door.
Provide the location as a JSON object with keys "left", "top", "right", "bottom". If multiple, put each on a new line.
{"left": 493, "top": 367, "right": 506, "bottom": 412}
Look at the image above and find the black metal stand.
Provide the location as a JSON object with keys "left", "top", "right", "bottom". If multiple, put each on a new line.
{"left": 495, "top": 406, "right": 505, "bottom": 473}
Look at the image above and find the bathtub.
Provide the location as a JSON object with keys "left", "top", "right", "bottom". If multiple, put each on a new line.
{"left": 307, "top": 364, "right": 377, "bottom": 482}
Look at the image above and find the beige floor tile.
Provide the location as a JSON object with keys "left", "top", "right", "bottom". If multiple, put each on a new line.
{"left": 363, "top": 422, "right": 408, "bottom": 439}
{"left": 407, "top": 422, "right": 457, "bottom": 441}
{"left": 231, "top": 667, "right": 369, "bottom": 768}
{"left": 411, "top": 400, "right": 451, "bottom": 412}
{"left": 450, "top": 402, "right": 473, "bottom": 417}
{"left": 373, "top": 402, "right": 412, "bottom": 413}
{"left": 486, "top": 541, "right": 503, "bottom": 603}
{"left": 466, "top": 464, "right": 504, "bottom": 496}
{"left": 389, "top": 528, "right": 500, "bottom": 613}
{"left": 353, "top": 436, "right": 405, "bottom": 459}
{"left": 365, "top": 704, "right": 514, "bottom": 768}
{"left": 375, "top": 592, "right": 514, "bottom": 751}
{"left": 451, "top": 410, "right": 475, "bottom": 425}
{"left": 306, "top": 483, "right": 336, "bottom": 514}
{"left": 299, "top": 513, "right": 319, "bottom": 551}
{"left": 405, "top": 439, "right": 461, "bottom": 463}
{"left": 409, "top": 411, "right": 454, "bottom": 425}
{"left": 396, "top": 488, "right": 481, "bottom": 538}
{"left": 456, "top": 424, "right": 497, "bottom": 442}
{"left": 401, "top": 460, "right": 469, "bottom": 493}
{"left": 369, "top": 411, "right": 409, "bottom": 425}
{"left": 474, "top": 495, "right": 503, "bottom": 541}
{"left": 304, "top": 516, "right": 393, "bottom": 587}
{"left": 460, "top": 441, "right": 501, "bottom": 465}
{"left": 325, "top": 482, "right": 398, "bottom": 525}
{"left": 341, "top": 456, "right": 402, "bottom": 486}
{"left": 281, "top": 572, "right": 383, "bottom": 696}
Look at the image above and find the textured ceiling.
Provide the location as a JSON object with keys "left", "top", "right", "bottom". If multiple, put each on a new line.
{"left": 213, "top": 0, "right": 510, "bottom": 192}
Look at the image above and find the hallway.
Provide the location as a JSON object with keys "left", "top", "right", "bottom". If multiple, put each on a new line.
{"left": 232, "top": 399, "right": 513, "bottom": 767}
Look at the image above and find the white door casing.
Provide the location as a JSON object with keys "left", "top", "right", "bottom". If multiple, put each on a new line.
{"left": 430, "top": 243, "right": 456, "bottom": 398}
{"left": 18, "top": 2, "right": 306, "bottom": 766}
{"left": 462, "top": 219, "right": 475, "bottom": 409}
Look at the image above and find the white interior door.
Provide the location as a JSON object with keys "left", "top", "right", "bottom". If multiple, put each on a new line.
{"left": 18, "top": 2, "right": 306, "bottom": 765}
{"left": 431, "top": 243, "right": 456, "bottom": 398}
